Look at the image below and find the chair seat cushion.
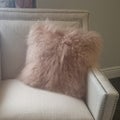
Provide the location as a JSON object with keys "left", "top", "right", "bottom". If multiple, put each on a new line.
{"left": 0, "top": 79, "right": 93, "bottom": 120}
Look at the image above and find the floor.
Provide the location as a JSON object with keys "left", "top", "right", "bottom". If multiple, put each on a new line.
{"left": 110, "top": 77, "right": 120, "bottom": 120}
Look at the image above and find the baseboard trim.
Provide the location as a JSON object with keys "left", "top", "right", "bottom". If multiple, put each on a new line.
{"left": 101, "top": 66, "right": 120, "bottom": 79}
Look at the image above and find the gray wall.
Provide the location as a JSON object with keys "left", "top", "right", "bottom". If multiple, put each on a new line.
{"left": 37, "top": 0, "right": 120, "bottom": 69}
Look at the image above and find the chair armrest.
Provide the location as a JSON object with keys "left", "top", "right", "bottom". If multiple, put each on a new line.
{"left": 86, "top": 69, "right": 119, "bottom": 120}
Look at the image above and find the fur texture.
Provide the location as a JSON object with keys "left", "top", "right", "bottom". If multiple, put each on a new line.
{"left": 19, "top": 21, "right": 102, "bottom": 99}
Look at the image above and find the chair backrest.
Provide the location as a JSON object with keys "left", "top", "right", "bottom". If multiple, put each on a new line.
{"left": 0, "top": 8, "right": 89, "bottom": 80}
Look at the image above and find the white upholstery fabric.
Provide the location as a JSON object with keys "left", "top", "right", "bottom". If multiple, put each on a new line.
{"left": 0, "top": 20, "right": 80, "bottom": 80}
{"left": 0, "top": 79, "right": 93, "bottom": 120}
{"left": 0, "top": 8, "right": 88, "bottom": 32}
{"left": 86, "top": 70, "right": 106, "bottom": 120}
{"left": 86, "top": 69, "right": 119, "bottom": 120}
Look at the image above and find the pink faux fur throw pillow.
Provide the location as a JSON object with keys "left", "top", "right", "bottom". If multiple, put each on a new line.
{"left": 19, "top": 21, "right": 102, "bottom": 99}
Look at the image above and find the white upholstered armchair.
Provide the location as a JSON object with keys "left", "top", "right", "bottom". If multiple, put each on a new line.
{"left": 0, "top": 8, "right": 119, "bottom": 120}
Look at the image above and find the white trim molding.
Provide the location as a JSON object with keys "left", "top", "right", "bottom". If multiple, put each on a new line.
{"left": 101, "top": 66, "right": 120, "bottom": 79}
